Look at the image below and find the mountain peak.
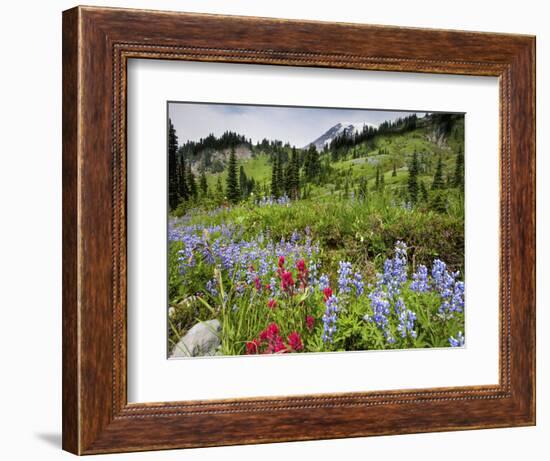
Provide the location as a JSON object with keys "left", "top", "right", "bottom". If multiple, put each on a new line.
{"left": 305, "top": 121, "right": 377, "bottom": 150}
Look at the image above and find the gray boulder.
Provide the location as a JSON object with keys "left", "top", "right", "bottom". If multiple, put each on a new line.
{"left": 171, "top": 319, "right": 221, "bottom": 358}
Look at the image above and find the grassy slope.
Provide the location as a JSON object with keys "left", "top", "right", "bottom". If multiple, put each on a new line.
{"left": 206, "top": 153, "right": 272, "bottom": 190}
{"left": 203, "top": 119, "right": 464, "bottom": 198}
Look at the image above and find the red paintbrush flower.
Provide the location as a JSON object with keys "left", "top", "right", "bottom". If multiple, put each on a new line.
{"left": 323, "top": 287, "right": 333, "bottom": 302}
{"left": 287, "top": 331, "right": 303, "bottom": 351}
{"left": 278, "top": 255, "right": 285, "bottom": 268}
{"left": 296, "top": 259, "right": 306, "bottom": 272}
{"left": 296, "top": 259, "right": 309, "bottom": 289}
{"left": 281, "top": 270, "right": 295, "bottom": 292}
{"left": 254, "top": 277, "right": 262, "bottom": 291}
{"left": 265, "top": 322, "right": 279, "bottom": 339}
{"left": 267, "top": 299, "right": 277, "bottom": 309}
{"left": 269, "top": 336, "right": 288, "bottom": 353}
{"left": 306, "top": 315, "right": 315, "bottom": 331}
{"left": 245, "top": 339, "right": 260, "bottom": 355}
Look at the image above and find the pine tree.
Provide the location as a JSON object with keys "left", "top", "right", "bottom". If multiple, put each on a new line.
{"left": 276, "top": 153, "right": 285, "bottom": 196}
{"left": 215, "top": 176, "right": 224, "bottom": 201}
{"left": 392, "top": 161, "right": 397, "bottom": 177}
{"left": 375, "top": 167, "right": 380, "bottom": 190}
{"left": 284, "top": 159, "right": 292, "bottom": 196}
{"left": 453, "top": 147, "right": 464, "bottom": 190}
{"left": 286, "top": 147, "right": 300, "bottom": 199}
{"left": 432, "top": 156, "right": 445, "bottom": 190}
{"left": 168, "top": 119, "right": 180, "bottom": 209}
{"left": 293, "top": 149, "right": 300, "bottom": 198}
{"left": 303, "top": 148, "right": 311, "bottom": 180}
{"left": 430, "top": 191, "right": 447, "bottom": 213}
{"left": 305, "top": 145, "right": 320, "bottom": 181}
{"left": 420, "top": 180, "right": 428, "bottom": 202}
{"left": 408, "top": 151, "right": 419, "bottom": 203}
{"left": 176, "top": 155, "right": 189, "bottom": 202}
{"left": 187, "top": 166, "right": 197, "bottom": 200}
{"left": 199, "top": 169, "right": 208, "bottom": 197}
{"left": 380, "top": 170, "right": 385, "bottom": 189}
{"left": 239, "top": 166, "right": 248, "bottom": 199}
{"left": 271, "top": 156, "right": 279, "bottom": 198}
{"left": 226, "top": 148, "right": 240, "bottom": 203}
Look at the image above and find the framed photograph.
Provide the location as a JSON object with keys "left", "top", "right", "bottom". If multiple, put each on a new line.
{"left": 62, "top": 6, "right": 536, "bottom": 455}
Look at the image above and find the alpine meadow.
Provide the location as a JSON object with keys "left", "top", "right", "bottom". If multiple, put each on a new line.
{"left": 167, "top": 103, "right": 465, "bottom": 358}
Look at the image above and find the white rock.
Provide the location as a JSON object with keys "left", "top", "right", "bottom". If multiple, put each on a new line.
{"left": 170, "top": 319, "right": 221, "bottom": 358}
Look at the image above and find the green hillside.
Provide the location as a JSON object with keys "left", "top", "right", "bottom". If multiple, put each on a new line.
{"left": 167, "top": 113, "right": 465, "bottom": 356}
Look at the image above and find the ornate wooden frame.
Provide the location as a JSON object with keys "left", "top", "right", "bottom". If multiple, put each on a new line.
{"left": 62, "top": 5, "right": 536, "bottom": 455}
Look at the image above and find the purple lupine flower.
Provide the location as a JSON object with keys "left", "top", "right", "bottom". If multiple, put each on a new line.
{"left": 318, "top": 274, "right": 330, "bottom": 291}
{"left": 397, "top": 308, "right": 417, "bottom": 339}
{"left": 410, "top": 265, "right": 429, "bottom": 293}
{"left": 378, "top": 241, "right": 408, "bottom": 297}
{"left": 394, "top": 297, "right": 406, "bottom": 315}
{"left": 322, "top": 294, "right": 339, "bottom": 343}
{"left": 367, "top": 289, "right": 391, "bottom": 329}
{"left": 258, "top": 250, "right": 270, "bottom": 277}
{"left": 432, "top": 259, "right": 453, "bottom": 294}
{"left": 308, "top": 261, "right": 319, "bottom": 286}
{"left": 337, "top": 261, "right": 353, "bottom": 294}
{"left": 432, "top": 259, "right": 464, "bottom": 316}
{"left": 256, "top": 195, "right": 292, "bottom": 207}
{"left": 449, "top": 331, "right": 465, "bottom": 347}
{"left": 205, "top": 279, "right": 218, "bottom": 297}
{"left": 352, "top": 272, "right": 364, "bottom": 296}
{"left": 245, "top": 265, "right": 257, "bottom": 285}
{"left": 450, "top": 281, "right": 465, "bottom": 313}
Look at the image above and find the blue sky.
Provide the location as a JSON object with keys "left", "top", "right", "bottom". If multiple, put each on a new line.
{"left": 168, "top": 102, "right": 427, "bottom": 147}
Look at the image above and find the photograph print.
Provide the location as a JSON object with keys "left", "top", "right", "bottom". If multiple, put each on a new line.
{"left": 167, "top": 102, "right": 465, "bottom": 358}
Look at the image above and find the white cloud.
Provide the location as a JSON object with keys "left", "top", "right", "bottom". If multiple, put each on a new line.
{"left": 168, "top": 102, "right": 426, "bottom": 147}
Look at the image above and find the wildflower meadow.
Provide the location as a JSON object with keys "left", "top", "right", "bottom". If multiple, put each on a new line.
{"left": 167, "top": 104, "right": 465, "bottom": 357}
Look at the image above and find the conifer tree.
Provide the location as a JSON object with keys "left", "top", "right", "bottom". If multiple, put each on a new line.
{"left": 430, "top": 191, "right": 447, "bottom": 213}
{"left": 432, "top": 156, "right": 445, "bottom": 190}
{"left": 215, "top": 176, "right": 224, "bottom": 201}
{"left": 168, "top": 119, "right": 180, "bottom": 210}
{"left": 271, "top": 156, "right": 279, "bottom": 198}
{"left": 392, "top": 161, "right": 397, "bottom": 177}
{"left": 239, "top": 166, "right": 248, "bottom": 198}
{"left": 286, "top": 147, "right": 300, "bottom": 199}
{"left": 380, "top": 169, "right": 385, "bottom": 189}
{"left": 226, "top": 148, "right": 240, "bottom": 203}
{"left": 420, "top": 180, "right": 428, "bottom": 202}
{"left": 453, "top": 147, "right": 464, "bottom": 190}
{"left": 408, "top": 151, "right": 419, "bottom": 203}
{"left": 187, "top": 165, "right": 197, "bottom": 200}
{"left": 199, "top": 168, "right": 208, "bottom": 197}
{"left": 177, "top": 153, "right": 189, "bottom": 202}
{"left": 305, "top": 145, "right": 320, "bottom": 181}
{"left": 375, "top": 166, "right": 380, "bottom": 190}
{"left": 276, "top": 153, "right": 285, "bottom": 196}
{"left": 284, "top": 159, "right": 292, "bottom": 197}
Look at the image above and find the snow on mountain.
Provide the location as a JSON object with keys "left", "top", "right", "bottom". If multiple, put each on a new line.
{"left": 304, "top": 121, "right": 378, "bottom": 150}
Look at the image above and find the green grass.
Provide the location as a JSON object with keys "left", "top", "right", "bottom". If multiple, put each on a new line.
{"left": 206, "top": 153, "right": 272, "bottom": 189}
{"left": 168, "top": 120, "right": 466, "bottom": 353}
